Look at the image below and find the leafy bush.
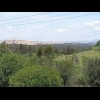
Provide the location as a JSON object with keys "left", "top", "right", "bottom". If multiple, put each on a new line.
{"left": 0, "top": 42, "right": 11, "bottom": 56}
{"left": 72, "top": 53, "right": 79, "bottom": 64}
{"left": 36, "top": 47, "right": 43, "bottom": 58}
{"left": 0, "top": 53, "right": 30, "bottom": 86}
{"left": 30, "top": 53, "right": 54, "bottom": 67}
{"left": 44, "top": 45, "right": 55, "bottom": 57}
{"left": 29, "top": 53, "right": 39, "bottom": 66}
{"left": 95, "top": 40, "right": 100, "bottom": 47}
{"left": 9, "top": 66, "right": 62, "bottom": 87}
{"left": 0, "top": 65, "right": 4, "bottom": 86}
{"left": 54, "top": 57, "right": 75, "bottom": 87}
{"left": 92, "top": 45, "right": 100, "bottom": 51}
{"left": 82, "top": 56, "right": 100, "bottom": 87}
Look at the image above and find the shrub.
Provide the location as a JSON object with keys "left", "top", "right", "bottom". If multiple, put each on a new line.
{"left": 0, "top": 42, "right": 11, "bottom": 56}
{"left": 36, "top": 47, "right": 43, "bottom": 58}
{"left": 9, "top": 66, "right": 63, "bottom": 87}
{"left": 29, "top": 53, "right": 39, "bottom": 66}
{"left": 54, "top": 57, "right": 75, "bottom": 87}
{"left": 92, "top": 45, "right": 100, "bottom": 51}
{"left": 0, "top": 53, "right": 29, "bottom": 86}
{"left": 30, "top": 53, "right": 54, "bottom": 67}
{"left": 44, "top": 45, "right": 55, "bottom": 57}
{"left": 0, "top": 66, "right": 4, "bottom": 86}
{"left": 95, "top": 40, "right": 100, "bottom": 47}
{"left": 82, "top": 56, "right": 100, "bottom": 87}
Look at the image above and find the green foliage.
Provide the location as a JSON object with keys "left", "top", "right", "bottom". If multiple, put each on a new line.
{"left": 0, "top": 42, "right": 12, "bottom": 56}
{"left": 60, "top": 47, "right": 76, "bottom": 55}
{"left": 72, "top": 53, "right": 79, "bottom": 64}
{"left": 29, "top": 53, "right": 40, "bottom": 66}
{"left": 18, "top": 44, "right": 28, "bottom": 54}
{"left": 95, "top": 40, "right": 100, "bottom": 47}
{"left": 54, "top": 47, "right": 59, "bottom": 54}
{"left": 82, "top": 56, "right": 100, "bottom": 87}
{"left": 0, "top": 64, "right": 5, "bottom": 86}
{"left": 0, "top": 53, "right": 29, "bottom": 86}
{"left": 0, "top": 42, "right": 98, "bottom": 87}
{"left": 54, "top": 57, "right": 75, "bottom": 86}
{"left": 28, "top": 45, "right": 33, "bottom": 56}
{"left": 92, "top": 45, "right": 100, "bottom": 51}
{"left": 39, "top": 56, "right": 54, "bottom": 67}
{"left": 30, "top": 53, "right": 54, "bottom": 67}
{"left": 36, "top": 47, "right": 43, "bottom": 57}
{"left": 44, "top": 45, "right": 55, "bottom": 57}
{"left": 9, "top": 66, "right": 62, "bottom": 87}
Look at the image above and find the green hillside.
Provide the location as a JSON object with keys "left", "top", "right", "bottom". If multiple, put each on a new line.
{"left": 0, "top": 41, "right": 100, "bottom": 87}
{"left": 53, "top": 50, "right": 100, "bottom": 87}
{"left": 54, "top": 50, "right": 100, "bottom": 63}
{"left": 54, "top": 49, "right": 100, "bottom": 72}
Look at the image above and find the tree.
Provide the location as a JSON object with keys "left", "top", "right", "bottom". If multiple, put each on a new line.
{"left": 9, "top": 66, "right": 62, "bottom": 87}
{"left": 55, "top": 57, "right": 75, "bottom": 87}
{"left": 72, "top": 53, "right": 79, "bottom": 64}
{"left": 95, "top": 40, "right": 100, "bottom": 47}
{"left": 29, "top": 53, "right": 39, "bottom": 66}
{"left": 54, "top": 47, "right": 59, "bottom": 54}
{"left": 0, "top": 41, "right": 12, "bottom": 56}
{"left": 28, "top": 45, "right": 33, "bottom": 56}
{"left": 0, "top": 53, "right": 29, "bottom": 86}
{"left": 18, "top": 44, "right": 29, "bottom": 54}
{"left": 44, "top": 45, "right": 54, "bottom": 57}
{"left": 0, "top": 64, "right": 5, "bottom": 86}
{"left": 60, "top": 48, "right": 66, "bottom": 55}
{"left": 36, "top": 47, "right": 43, "bottom": 58}
{"left": 18, "top": 43, "right": 23, "bottom": 53}
{"left": 83, "top": 56, "right": 100, "bottom": 87}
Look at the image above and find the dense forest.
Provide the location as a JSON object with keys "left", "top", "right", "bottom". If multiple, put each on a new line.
{"left": 0, "top": 40, "right": 100, "bottom": 87}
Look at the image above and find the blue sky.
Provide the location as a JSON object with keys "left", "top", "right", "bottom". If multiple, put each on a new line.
{"left": 0, "top": 12, "right": 100, "bottom": 42}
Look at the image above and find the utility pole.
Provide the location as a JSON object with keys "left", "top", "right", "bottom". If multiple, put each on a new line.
{"left": 12, "top": 37, "right": 15, "bottom": 52}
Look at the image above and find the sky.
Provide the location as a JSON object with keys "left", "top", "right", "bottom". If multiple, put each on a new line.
{"left": 0, "top": 12, "right": 100, "bottom": 42}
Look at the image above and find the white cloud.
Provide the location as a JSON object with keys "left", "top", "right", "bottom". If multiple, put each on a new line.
{"left": 84, "top": 22, "right": 94, "bottom": 26}
{"left": 92, "top": 21, "right": 100, "bottom": 24}
{"left": 54, "top": 28, "right": 69, "bottom": 33}
{"left": 6, "top": 26, "right": 18, "bottom": 32}
{"left": 95, "top": 26, "right": 100, "bottom": 30}
{"left": 7, "top": 26, "right": 13, "bottom": 29}
{"left": 85, "top": 21, "right": 100, "bottom": 26}
{"left": 84, "top": 21, "right": 100, "bottom": 31}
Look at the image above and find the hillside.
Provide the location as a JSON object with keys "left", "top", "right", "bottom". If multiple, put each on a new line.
{"left": 54, "top": 50, "right": 100, "bottom": 63}
{"left": 54, "top": 49, "right": 100, "bottom": 73}
{"left": 53, "top": 50, "right": 100, "bottom": 84}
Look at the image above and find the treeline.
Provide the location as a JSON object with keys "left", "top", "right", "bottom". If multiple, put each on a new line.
{"left": 2, "top": 41, "right": 94, "bottom": 56}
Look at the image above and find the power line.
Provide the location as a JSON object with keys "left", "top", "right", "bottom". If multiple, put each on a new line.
{"left": 1, "top": 12, "right": 99, "bottom": 27}
{"left": 0, "top": 12, "right": 51, "bottom": 22}
{"left": 0, "top": 12, "right": 81, "bottom": 26}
